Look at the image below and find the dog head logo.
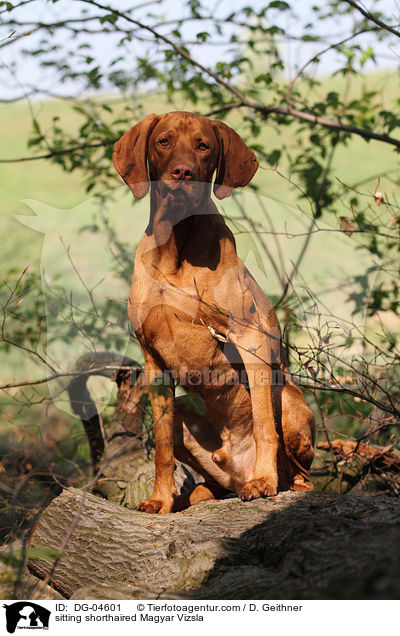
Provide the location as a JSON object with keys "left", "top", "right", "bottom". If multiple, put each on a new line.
{"left": 3, "top": 602, "right": 50, "bottom": 633}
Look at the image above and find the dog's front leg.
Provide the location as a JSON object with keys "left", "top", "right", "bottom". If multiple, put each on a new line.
{"left": 137, "top": 353, "right": 177, "bottom": 514}
{"left": 233, "top": 336, "right": 279, "bottom": 500}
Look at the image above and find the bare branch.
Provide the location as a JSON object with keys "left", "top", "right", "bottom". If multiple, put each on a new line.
{"left": 342, "top": 0, "right": 400, "bottom": 38}
{"left": 0, "top": 137, "right": 118, "bottom": 163}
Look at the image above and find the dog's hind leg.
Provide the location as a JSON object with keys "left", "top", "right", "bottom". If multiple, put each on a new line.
{"left": 280, "top": 384, "right": 315, "bottom": 492}
{"left": 172, "top": 399, "right": 231, "bottom": 510}
{"left": 172, "top": 481, "right": 228, "bottom": 512}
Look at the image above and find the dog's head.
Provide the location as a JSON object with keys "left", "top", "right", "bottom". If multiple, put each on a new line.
{"left": 113, "top": 112, "right": 258, "bottom": 203}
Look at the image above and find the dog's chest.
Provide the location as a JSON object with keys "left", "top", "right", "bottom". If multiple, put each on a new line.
{"left": 129, "top": 268, "right": 212, "bottom": 325}
{"left": 138, "top": 302, "right": 226, "bottom": 373}
{"left": 129, "top": 264, "right": 231, "bottom": 362}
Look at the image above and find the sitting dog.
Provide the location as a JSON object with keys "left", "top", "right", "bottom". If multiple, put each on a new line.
{"left": 113, "top": 111, "right": 315, "bottom": 513}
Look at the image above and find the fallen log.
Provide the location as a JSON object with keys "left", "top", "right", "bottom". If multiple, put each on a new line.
{"left": 317, "top": 438, "right": 400, "bottom": 495}
{"left": 317, "top": 439, "right": 400, "bottom": 471}
{"left": 28, "top": 487, "right": 400, "bottom": 600}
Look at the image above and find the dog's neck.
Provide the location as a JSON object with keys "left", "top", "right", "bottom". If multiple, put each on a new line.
{"left": 143, "top": 183, "right": 219, "bottom": 275}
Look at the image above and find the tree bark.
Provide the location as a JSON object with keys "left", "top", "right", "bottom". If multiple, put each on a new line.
{"left": 28, "top": 487, "right": 400, "bottom": 600}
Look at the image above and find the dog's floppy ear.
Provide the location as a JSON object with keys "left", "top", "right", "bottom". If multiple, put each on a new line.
{"left": 113, "top": 113, "right": 160, "bottom": 199}
{"left": 212, "top": 120, "right": 259, "bottom": 200}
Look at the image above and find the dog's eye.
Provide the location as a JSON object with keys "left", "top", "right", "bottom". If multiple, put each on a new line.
{"left": 158, "top": 138, "right": 169, "bottom": 147}
{"left": 197, "top": 142, "right": 209, "bottom": 151}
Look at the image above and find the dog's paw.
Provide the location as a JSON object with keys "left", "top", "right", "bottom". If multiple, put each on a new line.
{"left": 239, "top": 477, "right": 277, "bottom": 501}
{"left": 137, "top": 498, "right": 172, "bottom": 514}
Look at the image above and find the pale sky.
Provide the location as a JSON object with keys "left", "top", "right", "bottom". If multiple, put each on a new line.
{"left": 0, "top": 0, "right": 398, "bottom": 100}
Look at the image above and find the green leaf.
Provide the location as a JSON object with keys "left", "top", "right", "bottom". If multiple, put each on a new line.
{"left": 100, "top": 13, "right": 118, "bottom": 25}
{"left": 268, "top": 1, "right": 290, "bottom": 10}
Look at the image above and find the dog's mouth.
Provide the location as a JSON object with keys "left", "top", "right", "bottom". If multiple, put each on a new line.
{"left": 157, "top": 179, "right": 207, "bottom": 206}
{"left": 159, "top": 180, "right": 194, "bottom": 195}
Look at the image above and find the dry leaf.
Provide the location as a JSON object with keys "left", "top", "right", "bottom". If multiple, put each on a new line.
{"left": 339, "top": 216, "right": 355, "bottom": 236}
{"left": 374, "top": 191, "right": 385, "bottom": 206}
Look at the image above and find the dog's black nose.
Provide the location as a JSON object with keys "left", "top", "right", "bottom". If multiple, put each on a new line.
{"left": 170, "top": 163, "right": 194, "bottom": 180}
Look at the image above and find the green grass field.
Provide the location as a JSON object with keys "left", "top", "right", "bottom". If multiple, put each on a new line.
{"left": 0, "top": 70, "right": 398, "bottom": 387}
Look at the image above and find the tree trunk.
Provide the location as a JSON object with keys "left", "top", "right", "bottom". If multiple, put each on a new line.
{"left": 28, "top": 487, "right": 400, "bottom": 600}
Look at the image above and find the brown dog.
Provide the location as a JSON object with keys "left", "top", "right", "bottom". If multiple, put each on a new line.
{"left": 113, "top": 111, "right": 315, "bottom": 514}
